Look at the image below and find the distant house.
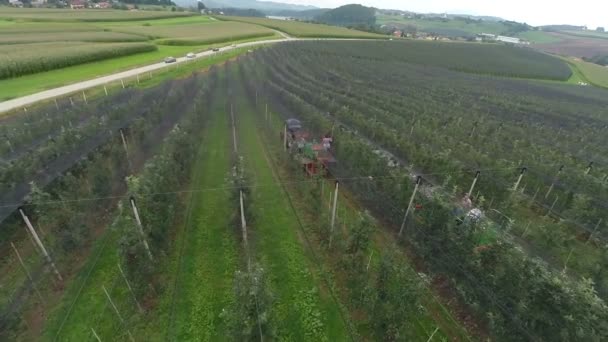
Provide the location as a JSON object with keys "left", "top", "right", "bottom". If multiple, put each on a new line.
{"left": 393, "top": 30, "right": 402, "bottom": 37}
{"left": 8, "top": 0, "right": 24, "bottom": 6}
{"left": 70, "top": 0, "right": 85, "bottom": 9}
{"left": 94, "top": 1, "right": 110, "bottom": 8}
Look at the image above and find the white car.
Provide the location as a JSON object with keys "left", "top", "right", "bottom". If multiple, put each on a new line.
{"left": 231, "top": 44, "right": 237, "bottom": 47}
{"left": 164, "top": 56, "right": 176, "bottom": 63}
{"left": 186, "top": 52, "right": 195, "bottom": 59}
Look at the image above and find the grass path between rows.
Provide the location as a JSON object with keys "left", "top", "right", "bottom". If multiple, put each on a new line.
{"left": 165, "top": 75, "right": 238, "bottom": 341}
{"left": 234, "top": 84, "right": 350, "bottom": 341}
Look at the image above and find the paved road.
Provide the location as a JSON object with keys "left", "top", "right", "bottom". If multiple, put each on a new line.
{"left": 0, "top": 37, "right": 288, "bottom": 114}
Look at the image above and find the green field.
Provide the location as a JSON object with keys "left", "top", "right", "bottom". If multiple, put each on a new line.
{"left": 567, "top": 57, "right": 608, "bottom": 88}
{"left": 218, "top": 15, "right": 385, "bottom": 38}
{"left": 111, "top": 21, "right": 274, "bottom": 45}
{"left": 0, "top": 7, "right": 193, "bottom": 21}
{"left": 0, "top": 41, "right": 157, "bottom": 79}
{"left": 0, "top": 31, "right": 147, "bottom": 44}
{"left": 517, "top": 30, "right": 563, "bottom": 43}
{"left": 308, "top": 40, "right": 572, "bottom": 80}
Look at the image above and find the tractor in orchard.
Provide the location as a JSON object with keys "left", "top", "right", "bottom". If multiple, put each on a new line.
{"left": 280, "top": 118, "right": 336, "bottom": 177}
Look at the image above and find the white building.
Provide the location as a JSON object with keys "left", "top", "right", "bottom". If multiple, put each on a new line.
{"left": 478, "top": 33, "right": 529, "bottom": 45}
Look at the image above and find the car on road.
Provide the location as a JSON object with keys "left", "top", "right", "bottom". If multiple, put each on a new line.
{"left": 164, "top": 56, "right": 176, "bottom": 63}
{"left": 186, "top": 52, "right": 195, "bottom": 59}
{"left": 212, "top": 47, "right": 220, "bottom": 52}
{"left": 231, "top": 44, "right": 237, "bottom": 47}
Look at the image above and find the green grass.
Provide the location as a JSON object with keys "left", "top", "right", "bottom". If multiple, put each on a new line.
{"left": 110, "top": 21, "right": 274, "bottom": 45}
{"left": 0, "top": 8, "right": 193, "bottom": 21}
{"left": 517, "top": 30, "right": 562, "bottom": 43}
{"left": 561, "top": 30, "right": 608, "bottom": 40}
{"left": 567, "top": 57, "right": 608, "bottom": 88}
{"left": 219, "top": 15, "right": 385, "bottom": 38}
{"left": 236, "top": 85, "right": 350, "bottom": 339}
{"left": 101, "top": 15, "right": 215, "bottom": 26}
{"left": 165, "top": 85, "right": 238, "bottom": 341}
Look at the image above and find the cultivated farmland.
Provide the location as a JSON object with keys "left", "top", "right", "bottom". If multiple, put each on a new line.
{"left": 304, "top": 40, "right": 572, "bottom": 80}
{"left": 0, "top": 7, "right": 193, "bottom": 21}
{"left": 0, "top": 42, "right": 157, "bottom": 79}
{"left": 218, "top": 15, "right": 385, "bottom": 38}
{"left": 0, "top": 31, "right": 148, "bottom": 44}
{"left": 1, "top": 38, "right": 608, "bottom": 342}
{"left": 113, "top": 21, "right": 275, "bottom": 45}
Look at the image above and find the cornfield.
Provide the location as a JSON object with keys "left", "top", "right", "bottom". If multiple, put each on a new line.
{"left": 115, "top": 21, "right": 275, "bottom": 45}
{"left": 0, "top": 42, "right": 157, "bottom": 79}
{"left": 0, "top": 31, "right": 148, "bottom": 44}
{"left": 0, "top": 8, "right": 193, "bottom": 22}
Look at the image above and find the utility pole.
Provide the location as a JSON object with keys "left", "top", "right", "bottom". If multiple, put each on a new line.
{"left": 328, "top": 181, "right": 339, "bottom": 247}
{"left": 399, "top": 176, "right": 421, "bottom": 237}
{"left": 512, "top": 167, "right": 526, "bottom": 192}
{"left": 19, "top": 208, "right": 62, "bottom": 281}
{"left": 129, "top": 197, "right": 154, "bottom": 261}
{"left": 545, "top": 165, "right": 564, "bottom": 199}
{"left": 467, "top": 171, "right": 480, "bottom": 199}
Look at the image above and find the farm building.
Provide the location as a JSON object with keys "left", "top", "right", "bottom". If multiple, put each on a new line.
{"left": 478, "top": 33, "right": 529, "bottom": 45}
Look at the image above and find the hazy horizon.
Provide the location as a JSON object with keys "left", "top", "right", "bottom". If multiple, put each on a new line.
{"left": 266, "top": 0, "right": 607, "bottom": 29}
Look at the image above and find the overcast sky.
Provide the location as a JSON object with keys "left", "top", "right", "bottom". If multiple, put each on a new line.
{"left": 275, "top": 0, "right": 607, "bottom": 29}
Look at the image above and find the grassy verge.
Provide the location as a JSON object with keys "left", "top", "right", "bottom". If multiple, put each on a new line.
{"left": 235, "top": 85, "right": 351, "bottom": 340}
{"left": 566, "top": 58, "right": 608, "bottom": 88}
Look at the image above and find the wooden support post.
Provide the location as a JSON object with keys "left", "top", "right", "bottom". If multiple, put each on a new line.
{"left": 531, "top": 186, "right": 540, "bottom": 203}
{"left": 366, "top": 250, "right": 374, "bottom": 271}
{"left": 136, "top": 74, "right": 140, "bottom": 84}
{"left": 240, "top": 191, "right": 250, "bottom": 270}
{"left": 69, "top": 97, "right": 74, "bottom": 107}
{"left": 11, "top": 242, "right": 45, "bottom": 304}
{"left": 265, "top": 103, "right": 268, "bottom": 122}
{"left": 82, "top": 91, "right": 87, "bottom": 104}
{"left": 54, "top": 98, "right": 59, "bottom": 110}
{"left": 329, "top": 181, "right": 339, "bottom": 247}
{"left": 521, "top": 221, "right": 532, "bottom": 237}
{"left": 19, "top": 209, "right": 62, "bottom": 281}
{"left": 283, "top": 124, "right": 287, "bottom": 151}
{"left": 119, "top": 129, "right": 129, "bottom": 157}
{"left": 104, "top": 85, "right": 108, "bottom": 96}
{"left": 231, "top": 109, "right": 238, "bottom": 153}
{"left": 399, "top": 176, "right": 421, "bottom": 237}
{"left": 586, "top": 218, "right": 602, "bottom": 245}
{"left": 23, "top": 107, "right": 27, "bottom": 112}
{"left": 121, "top": 79, "right": 125, "bottom": 89}
{"left": 149, "top": 72, "right": 152, "bottom": 79}
{"left": 512, "top": 167, "right": 526, "bottom": 192}
{"left": 102, "top": 285, "right": 135, "bottom": 342}
{"left": 118, "top": 263, "right": 143, "bottom": 313}
{"left": 545, "top": 165, "right": 564, "bottom": 199}
{"left": 469, "top": 121, "right": 478, "bottom": 137}
{"left": 585, "top": 162, "right": 593, "bottom": 175}
{"left": 467, "top": 171, "right": 480, "bottom": 198}
{"left": 562, "top": 248, "right": 574, "bottom": 274}
{"left": 91, "top": 327, "right": 102, "bottom": 342}
{"left": 546, "top": 195, "right": 559, "bottom": 217}
{"left": 129, "top": 198, "right": 154, "bottom": 261}
{"left": 426, "top": 327, "right": 440, "bottom": 342}
{"left": 6, "top": 138, "right": 14, "bottom": 153}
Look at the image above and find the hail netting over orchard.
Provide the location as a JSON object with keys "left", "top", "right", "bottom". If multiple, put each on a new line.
{"left": 242, "top": 40, "right": 608, "bottom": 341}
{"left": 0, "top": 68, "right": 217, "bottom": 340}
